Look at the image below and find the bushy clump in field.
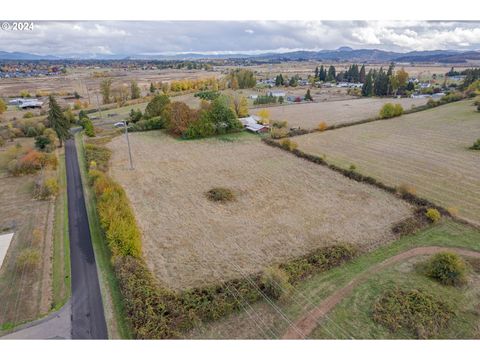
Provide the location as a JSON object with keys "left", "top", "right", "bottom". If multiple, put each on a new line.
{"left": 280, "top": 244, "right": 357, "bottom": 283}
{"left": 372, "top": 288, "right": 454, "bottom": 339}
{"left": 7, "top": 149, "right": 57, "bottom": 176}
{"left": 470, "top": 138, "right": 480, "bottom": 150}
{"left": 426, "top": 252, "right": 467, "bottom": 286}
{"left": 379, "top": 103, "right": 404, "bottom": 119}
{"left": 280, "top": 138, "right": 298, "bottom": 151}
{"left": 271, "top": 120, "right": 288, "bottom": 129}
{"left": 317, "top": 121, "right": 328, "bottom": 131}
{"left": 261, "top": 266, "right": 292, "bottom": 300}
{"left": 206, "top": 187, "right": 235, "bottom": 202}
{"left": 85, "top": 143, "right": 111, "bottom": 172}
{"left": 16, "top": 248, "right": 41, "bottom": 271}
{"left": 129, "top": 116, "right": 166, "bottom": 132}
{"left": 194, "top": 90, "right": 220, "bottom": 101}
{"left": 397, "top": 183, "right": 417, "bottom": 196}
{"left": 270, "top": 127, "right": 289, "bottom": 139}
{"left": 33, "top": 177, "right": 59, "bottom": 200}
{"left": 425, "top": 208, "right": 441, "bottom": 223}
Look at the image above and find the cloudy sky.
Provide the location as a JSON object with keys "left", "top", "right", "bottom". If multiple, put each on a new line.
{"left": 1, "top": 21, "right": 479, "bottom": 57}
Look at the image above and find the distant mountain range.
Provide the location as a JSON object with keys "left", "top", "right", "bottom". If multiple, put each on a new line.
{"left": 0, "top": 47, "right": 479, "bottom": 63}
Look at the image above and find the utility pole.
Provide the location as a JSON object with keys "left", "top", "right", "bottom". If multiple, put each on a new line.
{"left": 123, "top": 120, "right": 134, "bottom": 170}
{"left": 95, "top": 92, "right": 103, "bottom": 119}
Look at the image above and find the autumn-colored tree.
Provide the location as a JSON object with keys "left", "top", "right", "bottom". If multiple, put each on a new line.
{"left": 168, "top": 101, "right": 198, "bottom": 136}
{"left": 258, "top": 109, "right": 270, "bottom": 125}
{"left": 228, "top": 94, "right": 249, "bottom": 117}
{"left": 396, "top": 68, "right": 409, "bottom": 89}
{"left": 100, "top": 78, "right": 113, "bottom": 104}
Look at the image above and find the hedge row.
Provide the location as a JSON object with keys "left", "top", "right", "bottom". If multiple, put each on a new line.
{"left": 262, "top": 138, "right": 452, "bottom": 217}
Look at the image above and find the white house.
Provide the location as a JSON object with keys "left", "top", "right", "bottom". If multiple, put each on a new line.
{"left": 10, "top": 98, "right": 43, "bottom": 108}
{"left": 239, "top": 115, "right": 269, "bottom": 133}
{"left": 268, "top": 91, "right": 286, "bottom": 97}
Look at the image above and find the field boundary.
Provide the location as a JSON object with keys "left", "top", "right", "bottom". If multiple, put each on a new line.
{"left": 261, "top": 137, "right": 478, "bottom": 231}
{"left": 282, "top": 246, "right": 480, "bottom": 339}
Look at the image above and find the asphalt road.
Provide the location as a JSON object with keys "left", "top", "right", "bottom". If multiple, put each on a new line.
{"left": 65, "top": 137, "right": 108, "bottom": 339}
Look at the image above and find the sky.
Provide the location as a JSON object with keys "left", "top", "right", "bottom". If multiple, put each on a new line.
{"left": 1, "top": 20, "right": 479, "bottom": 57}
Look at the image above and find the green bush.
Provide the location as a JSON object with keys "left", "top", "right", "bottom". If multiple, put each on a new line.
{"left": 470, "top": 138, "right": 480, "bottom": 150}
{"left": 206, "top": 187, "right": 235, "bottom": 202}
{"left": 372, "top": 288, "right": 454, "bottom": 339}
{"left": 84, "top": 143, "right": 111, "bottom": 172}
{"left": 84, "top": 119, "right": 95, "bottom": 137}
{"left": 379, "top": 103, "right": 404, "bottom": 119}
{"left": 426, "top": 252, "right": 467, "bottom": 286}
{"left": 280, "top": 244, "right": 357, "bottom": 283}
{"left": 194, "top": 90, "right": 220, "bottom": 101}
{"left": 425, "top": 208, "right": 441, "bottom": 223}
{"left": 261, "top": 266, "right": 292, "bottom": 300}
{"left": 130, "top": 116, "right": 166, "bottom": 132}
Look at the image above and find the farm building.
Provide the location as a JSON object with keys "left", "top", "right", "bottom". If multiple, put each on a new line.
{"left": 9, "top": 98, "right": 44, "bottom": 109}
{"left": 268, "top": 91, "right": 286, "bottom": 97}
{"left": 239, "top": 115, "right": 269, "bottom": 133}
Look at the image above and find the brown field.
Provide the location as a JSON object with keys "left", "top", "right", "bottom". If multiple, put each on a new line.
{"left": 293, "top": 100, "right": 480, "bottom": 225}
{"left": 0, "top": 139, "right": 55, "bottom": 327}
{"left": 107, "top": 131, "right": 413, "bottom": 290}
{"left": 252, "top": 97, "right": 428, "bottom": 130}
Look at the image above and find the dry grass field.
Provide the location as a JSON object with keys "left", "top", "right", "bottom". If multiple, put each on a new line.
{"left": 293, "top": 100, "right": 480, "bottom": 225}
{"left": 107, "top": 131, "right": 413, "bottom": 290}
{"left": 252, "top": 97, "right": 428, "bottom": 130}
{"left": 0, "top": 139, "right": 55, "bottom": 327}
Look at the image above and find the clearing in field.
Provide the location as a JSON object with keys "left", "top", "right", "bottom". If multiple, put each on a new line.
{"left": 252, "top": 97, "right": 427, "bottom": 130}
{"left": 293, "top": 100, "right": 480, "bottom": 225}
{"left": 107, "top": 131, "right": 412, "bottom": 290}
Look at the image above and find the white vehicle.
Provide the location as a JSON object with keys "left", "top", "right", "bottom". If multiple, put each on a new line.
{"left": 114, "top": 121, "right": 125, "bottom": 128}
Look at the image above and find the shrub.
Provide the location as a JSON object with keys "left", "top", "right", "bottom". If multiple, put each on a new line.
{"left": 33, "top": 177, "right": 59, "bottom": 200}
{"left": 426, "top": 252, "right": 467, "bottom": 286}
{"left": 270, "top": 127, "right": 289, "bottom": 139}
{"left": 206, "top": 187, "right": 235, "bottom": 202}
{"left": 280, "top": 138, "right": 298, "bottom": 151}
{"left": 261, "top": 266, "right": 292, "bottom": 300}
{"left": 194, "top": 90, "right": 220, "bottom": 101}
{"left": 425, "top": 208, "right": 441, "bottom": 223}
{"left": 271, "top": 120, "right": 288, "bottom": 129}
{"left": 84, "top": 119, "right": 95, "bottom": 137}
{"left": 280, "top": 244, "right": 357, "bottom": 283}
{"left": 397, "top": 183, "right": 416, "bottom": 196}
{"left": 130, "top": 116, "right": 166, "bottom": 132}
{"left": 317, "top": 121, "right": 328, "bottom": 131}
{"left": 84, "top": 143, "right": 111, "bottom": 172}
{"left": 470, "top": 138, "right": 480, "bottom": 150}
{"left": 372, "top": 288, "right": 454, "bottom": 339}
{"left": 16, "top": 248, "right": 41, "bottom": 271}
{"left": 23, "top": 111, "right": 35, "bottom": 119}
{"left": 7, "top": 149, "right": 57, "bottom": 176}
{"left": 379, "top": 103, "right": 403, "bottom": 119}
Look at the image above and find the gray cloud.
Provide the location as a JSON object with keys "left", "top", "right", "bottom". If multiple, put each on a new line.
{"left": 0, "top": 20, "right": 479, "bottom": 56}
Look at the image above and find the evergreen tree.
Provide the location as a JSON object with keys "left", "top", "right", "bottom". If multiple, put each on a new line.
{"left": 362, "top": 71, "right": 374, "bottom": 97}
{"left": 319, "top": 65, "right": 326, "bottom": 81}
{"left": 314, "top": 66, "right": 319, "bottom": 80}
{"left": 359, "top": 65, "right": 366, "bottom": 83}
{"left": 150, "top": 82, "right": 156, "bottom": 93}
{"left": 327, "top": 66, "right": 336, "bottom": 81}
{"left": 47, "top": 95, "right": 70, "bottom": 147}
{"left": 275, "top": 74, "right": 284, "bottom": 86}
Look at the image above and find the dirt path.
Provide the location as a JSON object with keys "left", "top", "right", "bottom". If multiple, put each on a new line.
{"left": 282, "top": 246, "right": 480, "bottom": 339}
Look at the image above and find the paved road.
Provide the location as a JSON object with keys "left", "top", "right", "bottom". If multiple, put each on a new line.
{"left": 65, "top": 137, "right": 108, "bottom": 339}
{"left": 1, "top": 302, "right": 72, "bottom": 340}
